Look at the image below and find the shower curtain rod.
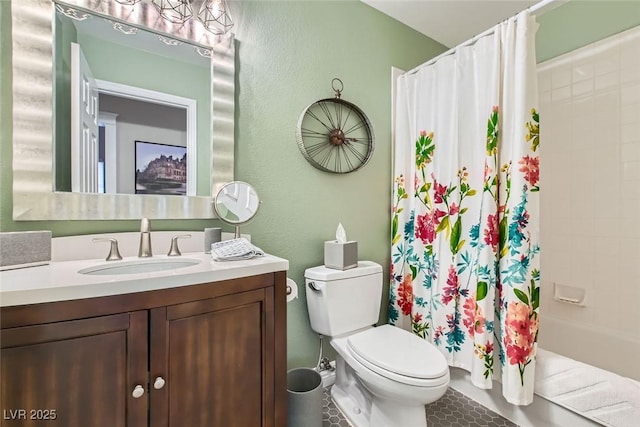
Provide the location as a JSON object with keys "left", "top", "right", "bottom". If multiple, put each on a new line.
{"left": 405, "top": 0, "right": 567, "bottom": 76}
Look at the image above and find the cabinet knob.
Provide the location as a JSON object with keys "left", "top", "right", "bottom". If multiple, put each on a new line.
{"left": 153, "top": 376, "right": 166, "bottom": 390}
{"left": 132, "top": 385, "right": 145, "bottom": 398}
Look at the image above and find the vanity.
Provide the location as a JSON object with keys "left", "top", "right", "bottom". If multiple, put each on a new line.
{"left": 0, "top": 253, "right": 288, "bottom": 427}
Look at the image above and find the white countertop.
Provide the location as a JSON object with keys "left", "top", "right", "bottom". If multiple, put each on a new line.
{"left": 0, "top": 252, "right": 289, "bottom": 307}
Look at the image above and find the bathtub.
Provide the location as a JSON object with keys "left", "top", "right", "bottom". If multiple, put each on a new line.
{"left": 449, "top": 349, "right": 640, "bottom": 427}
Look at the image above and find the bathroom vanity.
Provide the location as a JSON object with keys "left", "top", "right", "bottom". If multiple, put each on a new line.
{"left": 0, "top": 253, "right": 288, "bottom": 427}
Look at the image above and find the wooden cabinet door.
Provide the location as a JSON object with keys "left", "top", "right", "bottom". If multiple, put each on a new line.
{"left": 150, "top": 288, "right": 275, "bottom": 427}
{"left": 0, "top": 312, "right": 148, "bottom": 427}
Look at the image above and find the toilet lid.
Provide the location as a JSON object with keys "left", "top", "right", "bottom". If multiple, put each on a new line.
{"left": 347, "top": 325, "right": 449, "bottom": 380}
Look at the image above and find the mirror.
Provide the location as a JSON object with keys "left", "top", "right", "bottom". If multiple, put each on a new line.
{"left": 11, "top": 0, "right": 235, "bottom": 220}
{"left": 213, "top": 182, "right": 261, "bottom": 238}
{"left": 54, "top": 6, "right": 209, "bottom": 196}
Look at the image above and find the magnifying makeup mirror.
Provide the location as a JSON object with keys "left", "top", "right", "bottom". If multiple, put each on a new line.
{"left": 213, "top": 181, "right": 261, "bottom": 238}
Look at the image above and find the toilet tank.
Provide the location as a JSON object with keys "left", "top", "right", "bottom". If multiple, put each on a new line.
{"left": 305, "top": 261, "right": 383, "bottom": 337}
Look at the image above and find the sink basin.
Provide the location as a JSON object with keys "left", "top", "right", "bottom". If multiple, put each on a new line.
{"left": 78, "top": 258, "right": 201, "bottom": 276}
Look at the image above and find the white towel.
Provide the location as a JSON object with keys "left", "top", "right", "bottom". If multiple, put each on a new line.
{"left": 210, "top": 238, "right": 264, "bottom": 261}
{"left": 534, "top": 349, "right": 640, "bottom": 427}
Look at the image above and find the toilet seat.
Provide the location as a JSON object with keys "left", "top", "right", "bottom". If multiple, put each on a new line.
{"left": 347, "top": 325, "right": 449, "bottom": 387}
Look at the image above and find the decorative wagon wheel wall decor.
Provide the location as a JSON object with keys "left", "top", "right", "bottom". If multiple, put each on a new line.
{"left": 296, "top": 78, "right": 375, "bottom": 173}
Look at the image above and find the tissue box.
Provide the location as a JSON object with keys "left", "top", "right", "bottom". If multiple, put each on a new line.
{"left": 0, "top": 231, "right": 52, "bottom": 270}
{"left": 324, "top": 241, "right": 358, "bottom": 270}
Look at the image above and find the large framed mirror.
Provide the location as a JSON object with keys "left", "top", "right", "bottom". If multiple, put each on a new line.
{"left": 11, "top": 0, "right": 235, "bottom": 220}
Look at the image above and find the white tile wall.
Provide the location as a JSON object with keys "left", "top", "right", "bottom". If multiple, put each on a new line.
{"left": 538, "top": 25, "right": 640, "bottom": 380}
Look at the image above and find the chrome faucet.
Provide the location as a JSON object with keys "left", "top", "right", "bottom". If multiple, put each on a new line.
{"left": 138, "top": 218, "right": 153, "bottom": 258}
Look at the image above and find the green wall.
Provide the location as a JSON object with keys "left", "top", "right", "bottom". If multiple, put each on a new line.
{"left": 2, "top": 0, "right": 638, "bottom": 368}
{"left": 536, "top": 0, "right": 640, "bottom": 62}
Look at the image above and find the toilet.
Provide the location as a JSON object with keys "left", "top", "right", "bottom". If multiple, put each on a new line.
{"left": 305, "top": 261, "right": 450, "bottom": 427}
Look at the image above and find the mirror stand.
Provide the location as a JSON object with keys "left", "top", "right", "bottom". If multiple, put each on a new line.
{"left": 213, "top": 181, "right": 261, "bottom": 238}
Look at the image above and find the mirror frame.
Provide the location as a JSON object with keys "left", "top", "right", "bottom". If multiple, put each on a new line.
{"left": 11, "top": 0, "right": 235, "bottom": 220}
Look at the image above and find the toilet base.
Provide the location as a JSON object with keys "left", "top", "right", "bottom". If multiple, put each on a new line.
{"left": 331, "top": 354, "right": 429, "bottom": 427}
{"left": 331, "top": 356, "right": 372, "bottom": 426}
{"left": 332, "top": 385, "right": 429, "bottom": 427}
{"left": 331, "top": 384, "right": 370, "bottom": 427}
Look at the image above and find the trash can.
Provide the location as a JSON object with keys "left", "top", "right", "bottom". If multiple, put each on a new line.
{"left": 287, "top": 367, "right": 323, "bottom": 427}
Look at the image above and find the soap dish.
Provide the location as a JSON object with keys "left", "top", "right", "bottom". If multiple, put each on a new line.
{"left": 553, "top": 283, "right": 586, "bottom": 306}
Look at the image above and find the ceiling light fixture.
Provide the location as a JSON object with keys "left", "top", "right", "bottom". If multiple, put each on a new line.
{"left": 114, "top": 0, "right": 234, "bottom": 35}
{"left": 151, "top": 0, "right": 193, "bottom": 24}
{"left": 198, "top": 0, "right": 233, "bottom": 35}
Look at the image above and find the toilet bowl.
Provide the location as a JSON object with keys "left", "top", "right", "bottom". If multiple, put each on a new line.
{"left": 330, "top": 325, "right": 449, "bottom": 427}
{"left": 305, "top": 262, "right": 450, "bottom": 427}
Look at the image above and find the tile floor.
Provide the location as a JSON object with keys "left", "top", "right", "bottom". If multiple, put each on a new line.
{"left": 322, "top": 386, "right": 517, "bottom": 427}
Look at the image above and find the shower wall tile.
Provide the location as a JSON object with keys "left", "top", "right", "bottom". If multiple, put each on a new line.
{"left": 551, "top": 86, "right": 570, "bottom": 101}
{"left": 621, "top": 143, "right": 640, "bottom": 161}
{"left": 621, "top": 180, "right": 640, "bottom": 198}
{"left": 620, "top": 218, "right": 640, "bottom": 239}
{"left": 622, "top": 122, "right": 640, "bottom": 143}
{"left": 572, "top": 79, "right": 593, "bottom": 96}
{"left": 572, "top": 62, "right": 594, "bottom": 82}
{"left": 551, "top": 66, "right": 571, "bottom": 88}
{"left": 539, "top": 90, "right": 551, "bottom": 104}
{"left": 621, "top": 84, "right": 640, "bottom": 105}
{"left": 538, "top": 70, "right": 551, "bottom": 91}
{"left": 621, "top": 65, "right": 639, "bottom": 84}
{"left": 623, "top": 161, "right": 640, "bottom": 181}
{"left": 595, "top": 91, "right": 619, "bottom": 113}
{"left": 595, "top": 53, "right": 619, "bottom": 76}
{"left": 621, "top": 47, "right": 640, "bottom": 67}
{"left": 593, "top": 237, "right": 619, "bottom": 273}
{"left": 595, "top": 71, "right": 619, "bottom": 90}
{"left": 620, "top": 105, "right": 640, "bottom": 124}
{"left": 538, "top": 25, "right": 640, "bottom": 376}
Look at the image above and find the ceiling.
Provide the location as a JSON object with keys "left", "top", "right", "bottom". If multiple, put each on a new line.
{"left": 361, "top": 0, "right": 542, "bottom": 48}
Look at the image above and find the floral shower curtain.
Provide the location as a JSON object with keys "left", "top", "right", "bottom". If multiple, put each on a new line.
{"left": 390, "top": 12, "right": 540, "bottom": 405}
